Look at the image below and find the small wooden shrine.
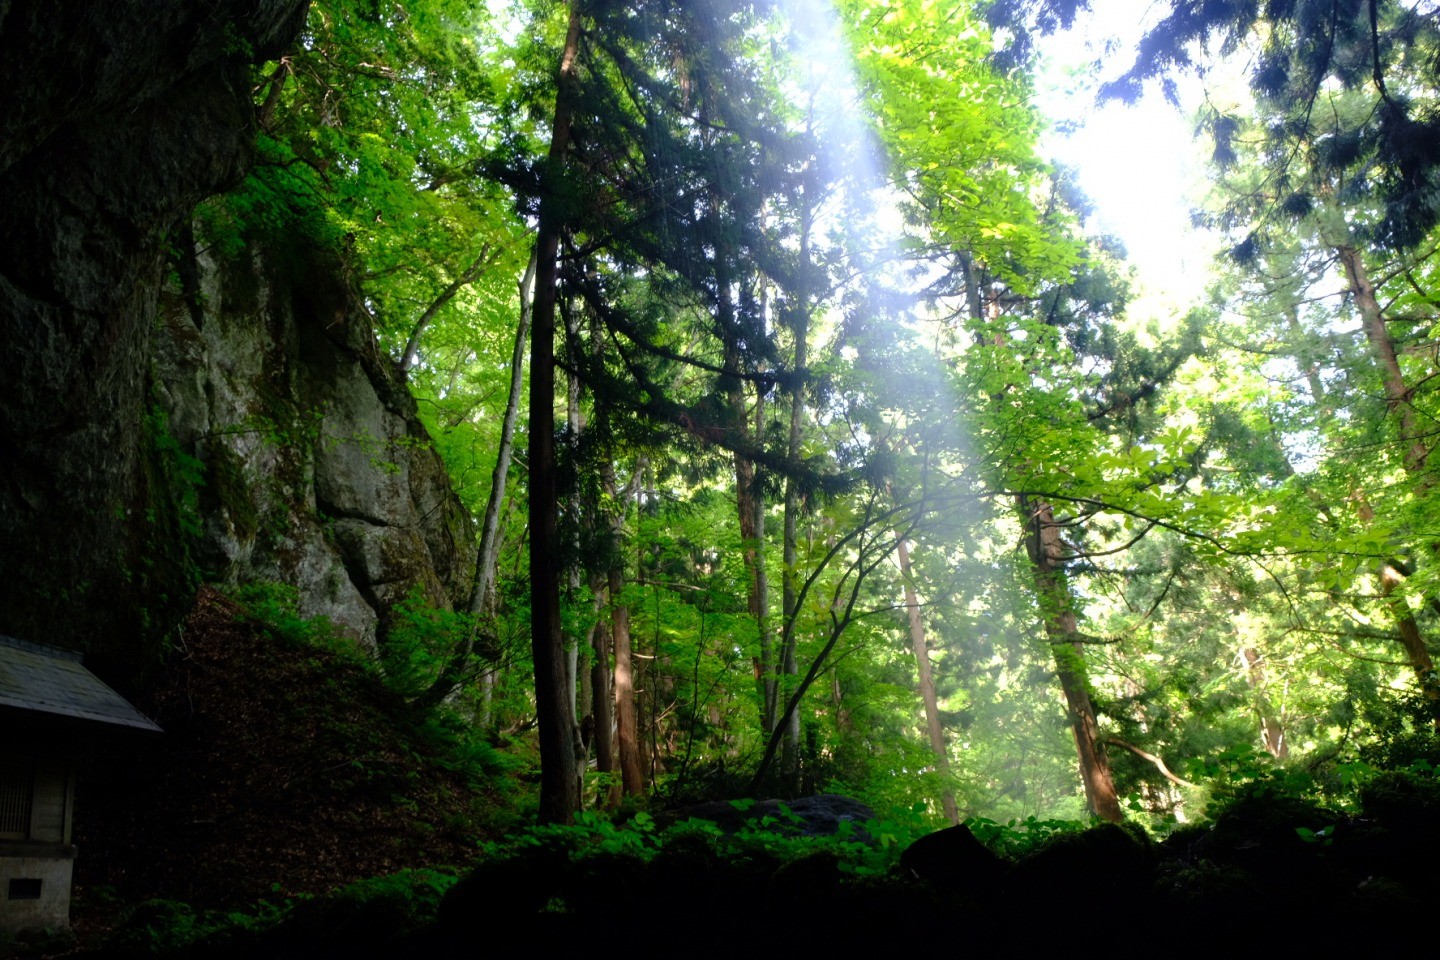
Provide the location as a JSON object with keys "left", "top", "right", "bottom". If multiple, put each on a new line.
{"left": 0, "top": 635, "right": 160, "bottom": 933}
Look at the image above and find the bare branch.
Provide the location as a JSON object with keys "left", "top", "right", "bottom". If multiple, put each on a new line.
{"left": 1103, "top": 738, "right": 1196, "bottom": 789}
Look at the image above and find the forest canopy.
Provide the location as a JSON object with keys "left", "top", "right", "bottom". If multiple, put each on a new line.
{"left": 226, "top": 0, "right": 1440, "bottom": 828}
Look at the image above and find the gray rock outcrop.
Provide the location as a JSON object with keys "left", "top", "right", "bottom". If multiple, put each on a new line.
{"left": 0, "top": 1, "right": 311, "bottom": 681}
{"left": 154, "top": 231, "right": 475, "bottom": 650}
{"left": 0, "top": 1, "right": 475, "bottom": 680}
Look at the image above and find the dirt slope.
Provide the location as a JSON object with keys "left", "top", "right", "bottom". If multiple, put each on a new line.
{"left": 71, "top": 587, "right": 500, "bottom": 920}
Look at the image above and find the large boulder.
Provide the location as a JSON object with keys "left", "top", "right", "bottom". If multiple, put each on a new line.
{"left": 899, "top": 823, "right": 1006, "bottom": 897}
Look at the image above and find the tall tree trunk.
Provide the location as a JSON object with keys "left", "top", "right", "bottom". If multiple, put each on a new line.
{"left": 958, "top": 249, "right": 983, "bottom": 325}
{"left": 970, "top": 255, "right": 1117, "bottom": 821}
{"left": 713, "top": 169, "right": 774, "bottom": 736}
{"left": 779, "top": 177, "right": 813, "bottom": 794}
{"left": 611, "top": 473, "right": 644, "bottom": 798}
{"left": 752, "top": 404, "right": 775, "bottom": 732}
{"left": 1338, "top": 245, "right": 1428, "bottom": 472}
{"left": 1020, "top": 495, "right": 1124, "bottom": 823}
{"left": 589, "top": 578, "right": 618, "bottom": 807}
{"left": 529, "top": 2, "right": 584, "bottom": 824}
{"left": 572, "top": 308, "right": 612, "bottom": 802}
{"left": 576, "top": 637, "right": 593, "bottom": 782}
{"left": 738, "top": 439, "right": 773, "bottom": 730}
{"left": 1337, "top": 245, "right": 1437, "bottom": 710}
{"left": 476, "top": 248, "right": 537, "bottom": 614}
{"left": 1240, "top": 647, "right": 1289, "bottom": 759}
{"left": 565, "top": 304, "right": 585, "bottom": 733}
{"left": 897, "top": 538, "right": 959, "bottom": 825}
{"left": 726, "top": 337, "right": 773, "bottom": 734}
{"left": 1380, "top": 562, "right": 1440, "bottom": 715}
{"left": 831, "top": 672, "right": 851, "bottom": 734}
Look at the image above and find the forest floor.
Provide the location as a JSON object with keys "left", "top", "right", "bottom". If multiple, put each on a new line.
{"left": 9, "top": 586, "right": 1440, "bottom": 957}
{"left": 60, "top": 587, "right": 507, "bottom": 952}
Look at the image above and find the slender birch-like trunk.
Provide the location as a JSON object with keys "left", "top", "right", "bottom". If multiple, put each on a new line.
{"left": 410, "top": 249, "right": 535, "bottom": 713}
{"left": 897, "top": 538, "right": 959, "bottom": 825}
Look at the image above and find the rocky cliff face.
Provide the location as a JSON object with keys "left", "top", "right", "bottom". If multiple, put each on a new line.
{"left": 0, "top": 1, "right": 474, "bottom": 680}
{"left": 155, "top": 230, "right": 474, "bottom": 649}
{"left": 0, "top": 1, "right": 310, "bottom": 676}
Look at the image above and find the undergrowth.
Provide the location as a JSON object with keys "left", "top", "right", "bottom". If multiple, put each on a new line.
{"left": 489, "top": 804, "right": 916, "bottom": 874}
{"left": 106, "top": 869, "right": 458, "bottom": 958}
{"left": 224, "top": 582, "right": 524, "bottom": 792}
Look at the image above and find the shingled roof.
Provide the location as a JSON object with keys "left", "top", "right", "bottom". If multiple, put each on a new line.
{"left": 0, "top": 635, "right": 161, "bottom": 733}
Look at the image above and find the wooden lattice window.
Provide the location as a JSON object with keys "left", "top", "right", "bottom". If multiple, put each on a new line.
{"left": 0, "top": 754, "right": 33, "bottom": 840}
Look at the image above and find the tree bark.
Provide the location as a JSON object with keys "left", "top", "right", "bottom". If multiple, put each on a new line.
{"left": 1337, "top": 246, "right": 1438, "bottom": 712}
{"left": 1380, "top": 562, "right": 1440, "bottom": 715}
{"left": 1282, "top": 268, "right": 1436, "bottom": 723}
{"left": 565, "top": 303, "right": 585, "bottom": 733}
{"left": 779, "top": 174, "right": 814, "bottom": 794}
{"left": 477, "top": 248, "right": 537, "bottom": 615}
{"left": 589, "top": 579, "right": 618, "bottom": 807}
{"left": 1338, "top": 244, "right": 1428, "bottom": 472}
{"left": 529, "top": 1, "right": 584, "bottom": 824}
{"left": 612, "top": 569, "right": 644, "bottom": 797}
{"left": 1240, "top": 647, "right": 1289, "bottom": 759}
{"left": 610, "top": 475, "right": 644, "bottom": 798}
{"left": 897, "top": 538, "right": 959, "bottom": 825}
{"left": 1020, "top": 495, "right": 1124, "bottom": 823}
{"left": 726, "top": 336, "right": 773, "bottom": 734}
{"left": 746, "top": 499, "right": 894, "bottom": 793}
{"left": 711, "top": 153, "right": 774, "bottom": 736}
{"left": 983, "top": 272, "right": 1119, "bottom": 820}
{"left": 738, "top": 439, "right": 774, "bottom": 730}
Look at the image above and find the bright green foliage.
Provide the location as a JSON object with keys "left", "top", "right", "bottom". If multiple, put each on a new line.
{"left": 216, "top": 0, "right": 534, "bottom": 365}
{"left": 1137, "top": 6, "right": 1440, "bottom": 782}
{"left": 964, "top": 814, "right": 1087, "bottom": 859}
{"left": 480, "top": 801, "right": 929, "bottom": 877}
{"left": 381, "top": 588, "right": 479, "bottom": 699}
{"left": 109, "top": 869, "right": 459, "bottom": 957}
{"left": 228, "top": 582, "right": 350, "bottom": 652}
{"left": 195, "top": 0, "right": 1440, "bottom": 836}
{"left": 839, "top": 0, "right": 1080, "bottom": 293}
